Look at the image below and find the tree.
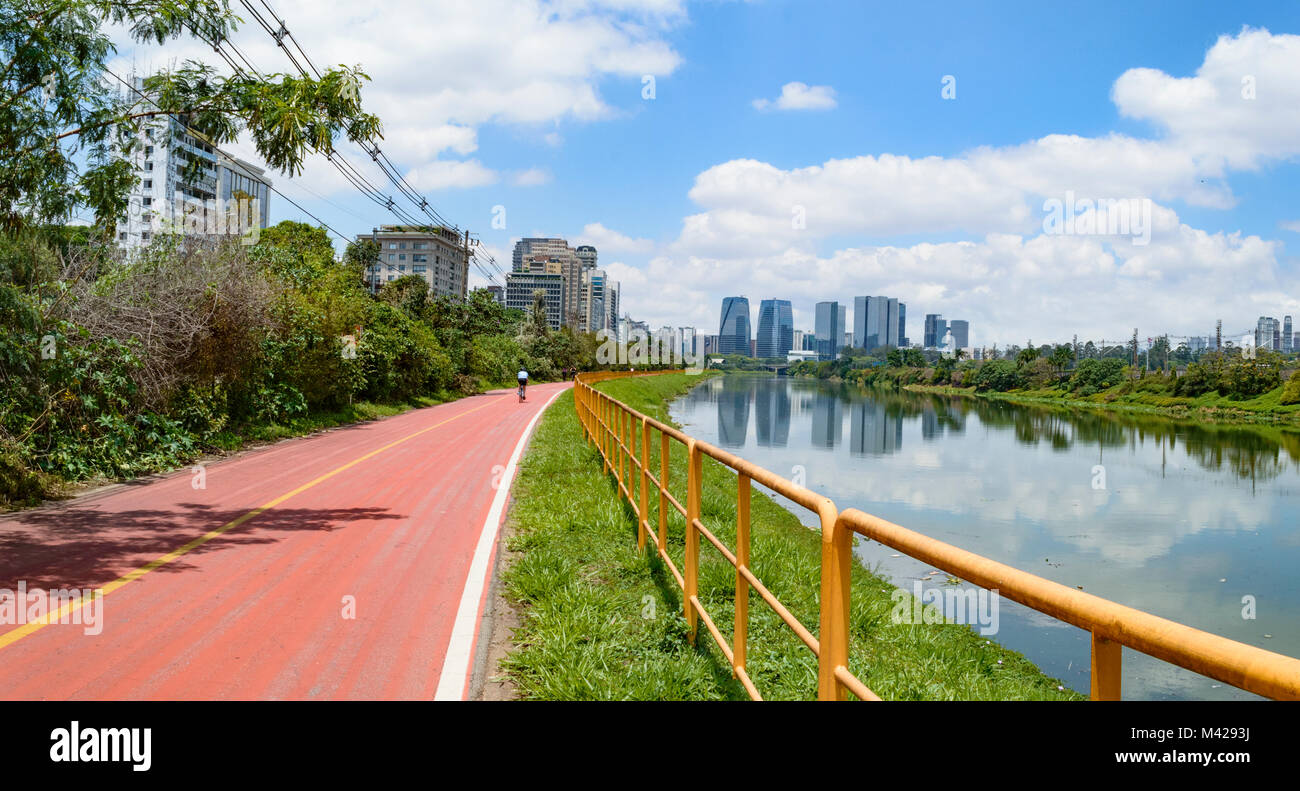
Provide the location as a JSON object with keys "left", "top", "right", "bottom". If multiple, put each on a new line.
{"left": 528, "top": 289, "right": 550, "bottom": 336}
{"left": 1, "top": 0, "right": 380, "bottom": 235}
{"left": 1048, "top": 344, "right": 1074, "bottom": 380}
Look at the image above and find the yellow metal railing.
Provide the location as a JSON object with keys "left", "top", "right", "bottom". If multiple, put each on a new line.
{"left": 573, "top": 370, "right": 1300, "bottom": 701}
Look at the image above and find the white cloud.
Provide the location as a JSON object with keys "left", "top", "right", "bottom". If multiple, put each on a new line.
{"left": 405, "top": 159, "right": 498, "bottom": 190}
{"left": 578, "top": 222, "right": 655, "bottom": 254}
{"left": 626, "top": 210, "right": 1290, "bottom": 346}
{"left": 617, "top": 28, "right": 1300, "bottom": 339}
{"left": 513, "top": 168, "right": 551, "bottom": 186}
{"left": 752, "top": 81, "right": 838, "bottom": 111}
{"left": 1281, "top": 219, "right": 1300, "bottom": 233}
{"left": 110, "top": 0, "right": 686, "bottom": 196}
{"left": 1111, "top": 27, "right": 1300, "bottom": 171}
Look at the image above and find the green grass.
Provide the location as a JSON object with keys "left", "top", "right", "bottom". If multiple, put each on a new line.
{"left": 500, "top": 372, "right": 1080, "bottom": 700}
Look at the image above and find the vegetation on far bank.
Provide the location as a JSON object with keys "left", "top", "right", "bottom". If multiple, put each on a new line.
{"left": 499, "top": 372, "right": 1080, "bottom": 700}
{"left": 790, "top": 342, "right": 1300, "bottom": 426}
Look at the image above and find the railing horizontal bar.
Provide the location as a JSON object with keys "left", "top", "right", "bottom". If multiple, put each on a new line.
{"left": 695, "top": 518, "right": 738, "bottom": 567}
{"left": 657, "top": 543, "right": 685, "bottom": 589}
{"left": 835, "top": 666, "right": 880, "bottom": 701}
{"left": 839, "top": 508, "right": 1300, "bottom": 701}
{"left": 691, "top": 595, "right": 735, "bottom": 664}
{"left": 736, "top": 666, "right": 762, "bottom": 701}
{"left": 736, "top": 564, "right": 819, "bottom": 656}
{"left": 695, "top": 440, "right": 832, "bottom": 514}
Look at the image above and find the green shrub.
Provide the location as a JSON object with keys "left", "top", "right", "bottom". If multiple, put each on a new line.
{"left": 1281, "top": 371, "right": 1300, "bottom": 406}
{"left": 973, "top": 360, "right": 1022, "bottom": 392}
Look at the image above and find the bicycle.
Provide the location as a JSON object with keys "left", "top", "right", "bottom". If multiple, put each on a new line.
{"left": 517, "top": 382, "right": 527, "bottom": 402}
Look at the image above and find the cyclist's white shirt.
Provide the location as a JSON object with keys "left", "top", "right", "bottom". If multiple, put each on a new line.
{"left": 517, "top": 371, "right": 528, "bottom": 380}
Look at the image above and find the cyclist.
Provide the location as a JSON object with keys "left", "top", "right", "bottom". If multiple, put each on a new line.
{"left": 517, "top": 368, "right": 529, "bottom": 401}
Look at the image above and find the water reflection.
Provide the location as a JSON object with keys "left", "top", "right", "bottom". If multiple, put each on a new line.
{"left": 671, "top": 374, "right": 1300, "bottom": 700}
{"left": 755, "top": 379, "right": 790, "bottom": 448}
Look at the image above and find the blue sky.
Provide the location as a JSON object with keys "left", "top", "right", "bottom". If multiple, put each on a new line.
{"left": 115, "top": 0, "right": 1300, "bottom": 346}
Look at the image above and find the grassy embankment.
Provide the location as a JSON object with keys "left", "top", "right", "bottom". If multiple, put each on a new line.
{"left": 905, "top": 382, "right": 1300, "bottom": 427}
{"left": 499, "top": 372, "right": 1080, "bottom": 700}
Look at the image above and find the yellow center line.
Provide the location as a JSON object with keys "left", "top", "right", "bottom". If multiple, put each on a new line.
{"left": 0, "top": 397, "right": 501, "bottom": 652}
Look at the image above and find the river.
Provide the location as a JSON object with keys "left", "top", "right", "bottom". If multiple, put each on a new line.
{"left": 668, "top": 373, "right": 1300, "bottom": 700}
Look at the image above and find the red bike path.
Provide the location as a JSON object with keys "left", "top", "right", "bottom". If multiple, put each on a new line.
{"left": 0, "top": 382, "right": 569, "bottom": 700}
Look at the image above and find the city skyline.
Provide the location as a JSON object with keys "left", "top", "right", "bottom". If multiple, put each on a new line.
{"left": 106, "top": 3, "right": 1300, "bottom": 348}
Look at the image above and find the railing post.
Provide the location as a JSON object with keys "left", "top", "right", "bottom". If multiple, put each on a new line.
{"left": 616, "top": 405, "right": 624, "bottom": 491}
{"left": 638, "top": 417, "right": 650, "bottom": 551}
{"left": 684, "top": 440, "right": 702, "bottom": 643}
{"left": 817, "top": 506, "right": 849, "bottom": 700}
{"left": 734, "top": 473, "right": 751, "bottom": 677}
{"left": 601, "top": 396, "right": 610, "bottom": 475}
{"left": 1091, "top": 633, "right": 1122, "bottom": 700}
{"left": 658, "top": 433, "right": 669, "bottom": 551}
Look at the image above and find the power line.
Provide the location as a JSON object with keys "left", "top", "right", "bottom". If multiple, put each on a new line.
{"left": 241, "top": 0, "right": 465, "bottom": 236}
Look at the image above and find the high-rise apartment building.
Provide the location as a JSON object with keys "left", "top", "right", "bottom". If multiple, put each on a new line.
{"left": 575, "top": 245, "right": 598, "bottom": 272}
{"left": 505, "top": 271, "right": 564, "bottom": 329}
{"left": 581, "top": 268, "right": 619, "bottom": 335}
{"left": 755, "top": 299, "right": 794, "bottom": 358}
{"left": 719, "top": 297, "right": 752, "bottom": 355}
{"left": 512, "top": 238, "right": 583, "bottom": 328}
{"left": 814, "top": 301, "right": 845, "bottom": 361}
{"left": 361, "top": 225, "right": 469, "bottom": 298}
{"left": 114, "top": 76, "right": 272, "bottom": 248}
{"left": 1285, "top": 316, "right": 1294, "bottom": 353}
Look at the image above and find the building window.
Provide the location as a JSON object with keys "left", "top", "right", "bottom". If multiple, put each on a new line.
{"left": 388, "top": 254, "right": 395, "bottom": 261}
{"left": 399, "top": 242, "right": 407, "bottom": 249}
{"left": 398, "top": 254, "right": 406, "bottom": 261}
{"left": 143, "top": 197, "right": 151, "bottom": 206}
{"left": 398, "top": 265, "right": 406, "bottom": 272}
{"left": 143, "top": 162, "right": 152, "bottom": 171}
{"left": 414, "top": 242, "right": 427, "bottom": 250}
{"left": 143, "top": 179, "right": 152, "bottom": 189}
{"left": 413, "top": 254, "right": 427, "bottom": 263}
{"left": 413, "top": 265, "right": 427, "bottom": 273}
{"left": 388, "top": 243, "right": 397, "bottom": 249}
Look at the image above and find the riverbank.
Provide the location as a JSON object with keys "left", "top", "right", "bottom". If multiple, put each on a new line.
{"left": 498, "top": 372, "right": 1079, "bottom": 700}
{"left": 902, "top": 383, "right": 1300, "bottom": 428}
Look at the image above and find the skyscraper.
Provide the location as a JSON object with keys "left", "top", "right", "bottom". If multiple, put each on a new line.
{"left": 853, "top": 296, "right": 900, "bottom": 352}
{"left": 948, "top": 320, "right": 970, "bottom": 349}
{"left": 1257, "top": 316, "right": 1279, "bottom": 351}
{"left": 1285, "top": 316, "right": 1294, "bottom": 353}
{"left": 755, "top": 299, "right": 794, "bottom": 358}
{"left": 718, "top": 297, "right": 752, "bottom": 355}
{"left": 924, "top": 314, "right": 947, "bottom": 349}
{"left": 898, "top": 302, "right": 907, "bottom": 348}
{"left": 814, "top": 301, "right": 845, "bottom": 361}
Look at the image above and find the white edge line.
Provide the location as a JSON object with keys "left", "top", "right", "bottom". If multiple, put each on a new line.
{"left": 434, "top": 385, "right": 568, "bottom": 700}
